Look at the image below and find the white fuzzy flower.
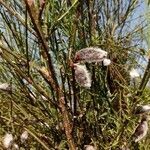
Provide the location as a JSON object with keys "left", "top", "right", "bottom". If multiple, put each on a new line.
{"left": 73, "top": 64, "right": 91, "bottom": 88}
{"left": 0, "top": 83, "right": 11, "bottom": 91}
{"left": 103, "top": 58, "right": 111, "bottom": 66}
{"left": 142, "top": 105, "right": 150, "bottom": 111}
{"left": 20, "top": 131, "right": 28, "bottom": 143}
{"left": 132, "top": 116, "right": 148, "bottom": 142}
{"left": 129, "top": 69, "right": 139, "bottom": 78}
{"left": 84, "top": 145, "right": 96, "bottom": 150}
{"left": 3, "top": 133, "right": 13, "bottom": 149}
{"left": 74, "top": 47, "right": 107, "bottom": 63}
{"left": 135, "top": 105, "right": 150, "bottom": 114}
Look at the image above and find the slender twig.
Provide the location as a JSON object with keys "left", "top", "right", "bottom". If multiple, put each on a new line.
{"left": 0, "top": 0, "right": 36, "bottom": 36}
{"left": 138, "top": 58, "right": 150, "bottom": 94}
{"left": 25, "top": 5, "right": 30, "bottom": 75}
{"left": 24, "top": 0, "right": 59, "bottom": 90}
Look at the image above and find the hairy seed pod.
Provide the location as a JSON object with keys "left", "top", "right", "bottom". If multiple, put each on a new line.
{"left": 103, "top": 58, "right": 111, "bottom": 66}
{"left": 132, "top": 116, "right": 148, "bottom": 142}
{"left": 134, "top": 105, "right": 150, "bottom": 114}
{"left": 20, "top": 131, "right": 28, "bottom": 143}
{"left": 0, "top": 83, "right": 11, "bottom": 92}
{"left": 129, "top": 69, "right": 139, "bottom": 78}
{"left": 3, "top": 133, "right": 13, "bottom": 149}
{"left": 73, "top": 64, "right": 91, "bottom": 88}
{"left": 74, "top": 47, "right": 107, "bottom": 63}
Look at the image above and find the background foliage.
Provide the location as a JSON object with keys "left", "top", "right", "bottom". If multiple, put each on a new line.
{"left": 0, "top": 0, "right": 150, "bottom": 149}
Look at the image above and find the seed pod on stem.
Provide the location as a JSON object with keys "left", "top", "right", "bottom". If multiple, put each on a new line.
{"left": 134, "top": 105, "right": 150, "bottom": 114}
{"left": 74, "top": 47, "right": 107, "bottom": 63}
{"left": 0, "top": 83, "right": 12, "bottom": 92}
{"left": 20, "top": 131, "right": 28, "bottom": 143}
{"left": 73, "top": 63, "right": 91, "bottom": 88}
{"left": 3, "top": 133, "right": 13, "bottom": 149}
{"left": 103, "top": 58, "right": 111, "bottom": 66}
{"left": 129, "top": 69, "right": 139, "bottom": 78}
{"left": 132, "top": 116, "right": 149, "bottom": 142}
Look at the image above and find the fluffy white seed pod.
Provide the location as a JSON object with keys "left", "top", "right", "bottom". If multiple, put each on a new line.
{"left": 20, "top": 131, "right": 28, "bottom": 143}
{"left": 132, "top": 116, "right": 148, "bottom": 142}
{"left": 74, "top": 47, "right": 107, "bottom": 63}
{"left": 84, "top": 145, "right": 96, "bottom": 150}
{"left": 73, "top": 64, "right": 91, "bottom": 88}
{"left": 3, "top": 133, "right": 13, "bottom": 149}
{"left": 0, "top": 83, "right": 11, "bottom": 92}
{"left": 129, "top": 69, "right": 139, "bottom": 78}
{"left": 103, "top": 58, "right": 111, "bottom": 66}
{"left": 135, "top": 105, "right": 150, "bottom": 114}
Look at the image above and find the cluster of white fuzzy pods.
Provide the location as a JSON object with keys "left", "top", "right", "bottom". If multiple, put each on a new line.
{"left": 73, "top": 47, "right": 150, "bottom": 144}
{"left": 132, "top": 105, "right": 150, "bottom": 143}
{"left": 73, "top": 47, "right": 111, "bottom": 88}
{"left": 3, "top": 130, "right": 28, "bottom": 149}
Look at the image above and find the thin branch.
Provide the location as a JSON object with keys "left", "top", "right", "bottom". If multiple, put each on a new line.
{"left": 0, "top": 0, "right": 36, "bottom": 36}
{"left": 138, "top": 58, "right": 150, "bottom": 94}
{"left": 24, "top": 0, "right": 59, "bottom": 91}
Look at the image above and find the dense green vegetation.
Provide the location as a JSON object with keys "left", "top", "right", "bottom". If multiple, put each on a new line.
{"left": 0, "top": 0, "right": 150, "bottom": 149}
